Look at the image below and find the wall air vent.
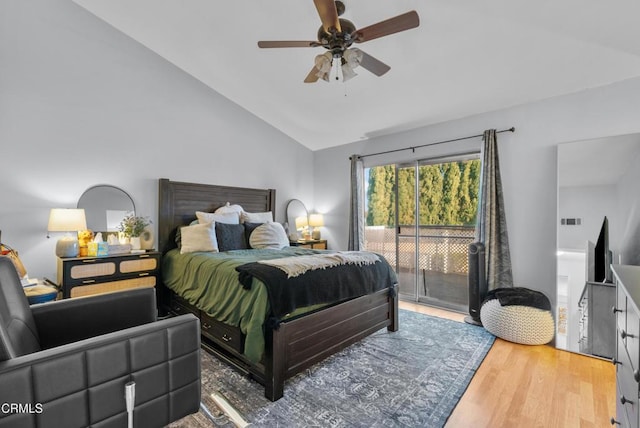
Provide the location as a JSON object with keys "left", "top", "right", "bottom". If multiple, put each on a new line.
{"left": 560, "top": 218, "right": 582, "bottom": 226}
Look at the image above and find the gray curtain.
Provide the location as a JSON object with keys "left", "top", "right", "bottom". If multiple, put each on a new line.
{"left": 348, "top": 155, "right": 365, "bottom": 251}
{"left": 475, "top": 129, "right": 513, "bottom": 289}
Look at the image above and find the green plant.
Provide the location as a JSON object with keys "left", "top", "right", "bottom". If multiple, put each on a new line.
{"left": 117, "top": 214, "right": 151, "bottom": 238}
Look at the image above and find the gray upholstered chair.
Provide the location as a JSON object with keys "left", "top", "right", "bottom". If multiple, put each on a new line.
{"left": 0, "top": 256, "right": 201, "bottom": 428}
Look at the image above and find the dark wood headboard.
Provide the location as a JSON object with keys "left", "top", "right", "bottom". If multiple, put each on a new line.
{"left": 157, "top": 178, "right": 276, "bottom": 255}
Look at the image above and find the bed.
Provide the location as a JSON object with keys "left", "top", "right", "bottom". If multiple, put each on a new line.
{"left": 157, "top": 178, "right": 398, "bottom": 401}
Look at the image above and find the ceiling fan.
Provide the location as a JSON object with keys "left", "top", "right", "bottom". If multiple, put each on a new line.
{"left": 257, "top": 0, "right": 419, "bottom": 83}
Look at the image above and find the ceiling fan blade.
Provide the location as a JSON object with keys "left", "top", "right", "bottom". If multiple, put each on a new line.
{"left": 355, "top": 10, "right": 419, "bottom": 43}
{"left": 358, "top": 50, "right": 391, "bottom": 76}
{"left": 304, "top": 66, "right": 321, "bottom": 83}
{"left": 313, "top": 0, "right": 341, "bottom": 33}
{"left": 258, "top": 41, "right": 319, "bottom": 48}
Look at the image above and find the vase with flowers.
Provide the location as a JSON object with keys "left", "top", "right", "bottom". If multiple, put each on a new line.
{"left": 117, "top": 214, "right": 151, "bottom": 250}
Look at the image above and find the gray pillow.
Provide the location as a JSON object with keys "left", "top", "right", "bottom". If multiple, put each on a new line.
{"left": 215, "top": 223, "right": 247, "bottom": 251}
{"left": 174, "top": 219, "right": 199, "bottom": 248}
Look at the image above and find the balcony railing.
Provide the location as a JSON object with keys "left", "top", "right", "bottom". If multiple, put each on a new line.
{"left": 365, "top": 225, "right": 476, "bottom": 274}
{"left": 366, "top": 225, "right": 475, "bottom": 310}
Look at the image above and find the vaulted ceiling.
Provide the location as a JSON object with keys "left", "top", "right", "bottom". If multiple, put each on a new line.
{"left": 73, "top": 0, "right": 640, "bottom": 151}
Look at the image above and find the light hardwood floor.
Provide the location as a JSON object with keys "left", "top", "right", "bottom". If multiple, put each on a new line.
{"left": 400, "top": 301, "right": 616, "bottom": 428}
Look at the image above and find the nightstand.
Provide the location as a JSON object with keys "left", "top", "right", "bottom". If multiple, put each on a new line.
{"left": 290, "top": 239, "right": 327, "bottom": 250}
{"left": 57, "top": 251, "right": 160, "bottom": 298}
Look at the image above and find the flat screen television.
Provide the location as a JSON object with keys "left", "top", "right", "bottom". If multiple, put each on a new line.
{"left": 587, "top": 216, "right": 613, "bottom": 283}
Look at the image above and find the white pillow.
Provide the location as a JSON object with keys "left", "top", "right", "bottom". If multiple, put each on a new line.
{"left": 180, "top": 222, "right": 218, "bottom": 254}
{"left": 241, "top": 211, "right": 273, "bottom": 224}
{"left": 249, "top": 222, "right": 290, "bottom": 250}
{"left": 215, "top": 202, "right": 244, "bottom": 216}
{"left": 196, "top": 211, "right": 240, "bottom": 225}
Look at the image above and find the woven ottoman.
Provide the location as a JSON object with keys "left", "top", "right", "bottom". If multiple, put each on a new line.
{"left": 480, "top": 287, "right": 555, "bottom": 345}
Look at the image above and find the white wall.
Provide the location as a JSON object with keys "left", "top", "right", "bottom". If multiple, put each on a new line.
{"left": 0, "top": 0, "right": 314, "bottom": 279}
{"left": 315, "top": 76, "right": 640, "bottom": 312}
{"left": 617, "top": 149, "right": 640, "bottom": 266}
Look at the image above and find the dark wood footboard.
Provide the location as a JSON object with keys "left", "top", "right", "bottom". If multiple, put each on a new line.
{"left": 265, "top": 285, "right": 398, "bottom": 400}
{"left": 165, "top": 285, "right": 398, "bottom": 401}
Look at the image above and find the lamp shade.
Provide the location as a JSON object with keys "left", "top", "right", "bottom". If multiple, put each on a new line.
{"left": 309, "top": 214, "right": 324, "bottom": 227}
{"left": 48, "top": 208, "right": 87, "bottom": 232}
{"left": 48, "top": 208, "right": 87, "bottom": 258}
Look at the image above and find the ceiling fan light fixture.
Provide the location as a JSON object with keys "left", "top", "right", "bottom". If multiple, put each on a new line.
{"left": 341, "top": 63, "right": 358, "bottom": 82}
{"left": 314, "top": 52, "right": 332, "bottom": 81}
{"left": 341, "top": 47, "right": 362, "bottom": 81}
{"left": 329, "top": 55, "right": 344, "bottom": 82}
{"left": 258, "top": 3, "right": 419, "bottom": 84}
{"left": 344, "top": 48, "right": 363, "bottom": 67}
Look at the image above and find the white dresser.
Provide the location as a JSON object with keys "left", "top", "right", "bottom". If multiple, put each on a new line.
{"left": 612, "top": 265, "right": 640, "bottom": 427}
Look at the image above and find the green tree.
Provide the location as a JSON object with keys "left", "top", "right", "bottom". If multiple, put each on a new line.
{"left": 366, "top": 158, "right": 481, "bottom": 228}
{"left": 468, "top": 159, "right": 481, "bottom": 224}
{"left": 397, "top": 167, "right": 415, "bottom": 225}
{"left": 418, "top": 164, "right": 443, "bottom": 225}
{"left": 441, "top": 162, "right": 461, "bottom": 224}
{"left": 457, "top": 161, "right": 475, "bottom": 225}
{"left": 366, "top": 165, "right": 395, "bottom": 226}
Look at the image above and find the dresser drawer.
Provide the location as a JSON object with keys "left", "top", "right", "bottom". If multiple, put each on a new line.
{"left": 625, "top": 306, "right": 640, "bottom": 373}
{"left": 68, "top": 260, "right": 117, "bottom": 283}
{"left": 617, "top": 335, "right": 637, "bottom": 387}
{"left": 617, "top": 357, "right": 638, "bottom": 428}
{"left": 616, "top": 382, "right": 633, "bottom": 428}
{"left": 120, "top": 256, "right": 158, "bottom": 273}
{"left": 58, "top": 252, "right": 161, "bottom": 298}
{"left": 200, "top": 313, "right": 245, "bottom": 354}
{"left": 617, "top": 284, "right": 628, "bottom": 333}
{"left": 69, "top": 276, "right": 156, "bottom": 298}
{"left": 612, "top": 265, "right": 640, "bottom": 428}
{"left": 169, "top": 296, "right": 200, "bottom": 317}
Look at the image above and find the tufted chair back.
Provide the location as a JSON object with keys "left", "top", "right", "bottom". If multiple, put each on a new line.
{"left": 0, "top": 256, "right": 202, "bottom": 427}
{"left": 0, "top": 257, "right": 41, "bottom": 361}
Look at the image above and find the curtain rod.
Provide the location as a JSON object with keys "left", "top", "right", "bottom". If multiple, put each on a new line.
{"left": 351, "top": 127, "right": 515, "bottom": 160}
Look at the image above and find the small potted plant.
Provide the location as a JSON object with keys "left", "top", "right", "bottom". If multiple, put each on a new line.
{"left": 117, "top": 214, "right": 151, "bottom": 250}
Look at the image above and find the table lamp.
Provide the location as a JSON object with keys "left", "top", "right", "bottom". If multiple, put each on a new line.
{"left": 309, "top": 214, "right": 324, "bottom": 240}
{"left": 295, "top": 215, "right": 310, "bottom": 240}
{"left": 48, "top": 208, "right": 87, "bottom": 257}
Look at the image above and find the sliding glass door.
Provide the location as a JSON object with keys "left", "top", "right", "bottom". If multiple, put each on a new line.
{"left": 364, "top": 165, "right": 398, "bottom": 280}
{"left": 365, "top": 154, "right": 480, "bottom": 312}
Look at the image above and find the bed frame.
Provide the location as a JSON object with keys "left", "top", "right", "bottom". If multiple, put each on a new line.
{"left": 157, "top": 178, "right": 398, "bottom": 401}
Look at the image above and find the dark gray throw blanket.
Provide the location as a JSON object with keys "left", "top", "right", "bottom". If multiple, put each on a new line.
{"left": 484, "top": 287, "right": 551, "bottom": 311}
{"left": 236, "top": 258, "right": 397, "bottom": 327}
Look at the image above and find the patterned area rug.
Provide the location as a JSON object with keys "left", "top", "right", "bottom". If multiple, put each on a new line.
{"left": 170, "top": 310, "right": 495, "bottom": 428}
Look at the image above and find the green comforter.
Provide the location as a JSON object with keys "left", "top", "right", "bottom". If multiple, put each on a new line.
{"left": 162, "top": 247, "right": 329, "bottom": 363}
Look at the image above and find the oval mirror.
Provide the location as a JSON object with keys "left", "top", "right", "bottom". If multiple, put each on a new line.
{"left": 286, "top": 199, "right": 308, "bottom": 241}
{"left": 77, "top": 185, "right": 135, "bottom": 232}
